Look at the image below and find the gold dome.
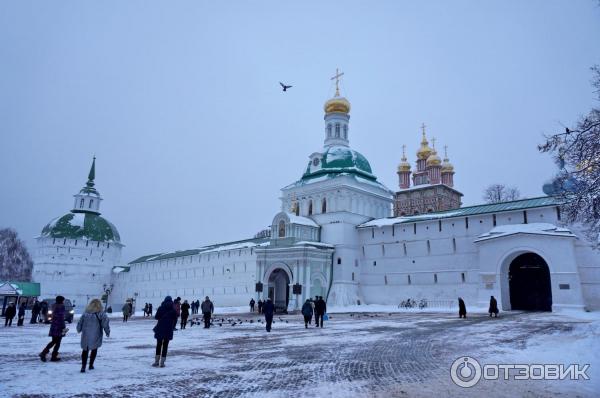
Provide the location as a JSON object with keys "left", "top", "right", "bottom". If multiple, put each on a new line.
{"left": 416, "top": 124, "right": 433, "bottom": 160}
{"left": 397, "top": 144, "right": 411, "bottom": 172}
{"left": 324, "top": 96, "right": 351, "bottom": 114}
{"left": 441, "top": 145, "right": 454, "bottom": 172}
{"left": 426, "top": 150, "right": 442, "bottom": 166}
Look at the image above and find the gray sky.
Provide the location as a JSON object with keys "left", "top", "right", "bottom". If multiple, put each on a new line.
{"left": 1, "top": 1, "right": 599, "bottom": 263}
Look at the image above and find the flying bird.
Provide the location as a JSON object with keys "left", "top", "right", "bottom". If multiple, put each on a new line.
{"left": 280, "top": 82, "right": 292, "bottom": 92}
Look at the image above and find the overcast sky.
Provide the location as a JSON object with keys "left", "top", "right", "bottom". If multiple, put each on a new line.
{"left": 1, "top": 1, "right": 599, "bottom": 263}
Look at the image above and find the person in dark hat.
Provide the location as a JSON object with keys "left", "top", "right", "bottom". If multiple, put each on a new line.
{"left": 152, "top": 296, "right": 177, "bottom": 367}
{"left": 263, "top": 298, "right": 275, "bottom": 332}
{"left": 39, "top": 295, "right": 66, "bottom": 362}
{"left": 200, "top": 296, "right": 214, "bottom": 329}
{"left": 488, "top": 296, "right": 499, "bottom": 318}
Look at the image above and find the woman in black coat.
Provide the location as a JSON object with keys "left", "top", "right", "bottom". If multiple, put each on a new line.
{"left": 458, "top": 297, "right": 467, "bottom": 318}
{"left": 152, "top": 296, "right": 177, "bottom": 368}
{"left": 17, "top": 303, "right": 26, "bottom": 326}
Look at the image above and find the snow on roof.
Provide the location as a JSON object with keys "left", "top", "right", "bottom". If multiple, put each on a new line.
{"left": 475, "top": 223, "right": 576, "bottom": 242}
{"left": 294, "top": 241, "right": 335, "bottom": 248}
{"left": 112, "top": 266, "right": 129, "bottom": 273}
{"left": 285, "top": 213, "right": 319, "bottom": 227}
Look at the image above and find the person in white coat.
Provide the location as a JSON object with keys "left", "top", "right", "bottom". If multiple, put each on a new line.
{"left": 77, "top": 299, "right": 110, "bottom": 373}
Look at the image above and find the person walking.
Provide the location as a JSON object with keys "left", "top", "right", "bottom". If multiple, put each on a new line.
{"left": 301, "top": 299, "right": 313, "bottom": 328}
{"left": 143, "top": 303, "right": 149, "bottom": 317}
{"left": 152, "top": 296, "right": 177, "bottom": 368}
{"left": 17, "top": 302, "right": 26, "bottom": 326}
{"left": 458, "top": 297, "right": 467, "bottom": 318}
{"left": 173, "top": 297, "right": 181, "bottom": 330}
{"left": 122, "top": 302, "right": 131, "bottom": 322}
{"left": 4, "top": 303, "right": 16, "bottom": 327}
{"left": 489, "top": 296, "right": 499, "bottom": 318}
{"left": 263, "top": 298, "right": 275, "bottom": 332}
{"left": 315, "top": 296, "right": 327, "bottom": 328}
{"left": 148, "top": 303, "right": 153, "bottom": 317}
{"left": 39, "top": 295, "right": 66, "bottom": 362}
{"left": 201, "top": 296, "right": 214, "bottom": 329}
{"left": 311, "top": 297, "right": 318, "bottom": 325}
{"left": 76, "top": 299, "right": 110, "bottom": 373}
{"left": 249, "top": 298, "right": 255, "bottom": 313}
{"left": 257, "top": 299, "right": 263, "bottom": 314}
{"left": 180, "top": 300, "right": 190, "bottom": 329}
{"left": 40, "top": 301, "right": 49, "bottom": 322}
{"left": 31, "top": 300, "right": 41, "bottom": 324}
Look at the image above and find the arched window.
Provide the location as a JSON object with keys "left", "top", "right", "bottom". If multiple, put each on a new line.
{"left": 79, "top": 198, "right": 84, "bottom": 208}
{"left": 337, "top": 258, "right": 341, "bottom": 265}
{"left": 335, "top": 123, "right": 340, "bottom": 138}
{"left": 89, "top": 199, "right": 94, "bottom": 209}
{"left": 327, "top": 124, "right": 332, "bottom": 137}
{"left": 343, "top": 124, "right": 348, "bottom": 139}
{"left": 278, "top": 220, "right": 286, "bottom": 238}
{"left": 295, "top": 204, "right": 299, "bottom": 216}
{"left": 308, "top": 200, "right": 313, "bottom": 216}
{"left": 321, "top": 198, "right": 327, "bottom": 213}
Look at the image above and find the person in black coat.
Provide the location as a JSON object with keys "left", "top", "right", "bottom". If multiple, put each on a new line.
{"left": 257, "top": 299, "right": 263, "bottom": 314}
{"left": 489, "top": 296, "right": 499, "bottom": 318}
{"left": 249, "top": 298, "right": 255, "bottom": 313}
{"left": 314, "top": 296, "right": 327, "bottom": 328}
{"left": 180, "top": 300, "right": 190, "bottom": 329}
{"left": 4, "top": 303, "right": 16, "bottom": 327}
{"left": 31, "top": 300, "right": 41, "bottom": 324}
{"left": 152, "top": 296, "right": 177, "bottom": 368}
{"left": 263, "top": 298, "right": 275, "bottom": 332}
{"left": 148, "top": 303, "right": 153, "bottom": 317}
{"left": 17, "top": 303, "right": 26, "bottom": 326}
{"left": 301, "top": 299, "right": 313, "bottom": 328}
{"left": 458, "top": 297, "right": 467, "bottom": 318}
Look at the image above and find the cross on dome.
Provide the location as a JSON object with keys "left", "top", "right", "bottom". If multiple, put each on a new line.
{"left": 331, "top": 68, "right": 344, "bottom": 96}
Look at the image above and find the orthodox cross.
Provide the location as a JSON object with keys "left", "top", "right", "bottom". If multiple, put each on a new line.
{"left": 402, "top": 144, "right": 407, "bottom": 159}
{"left": 331, "top": 68, "right": 344, "bottom": 96}
{"left": 444, "top": 145, "right": 448, "bottom": 158}
{"left": 431, "top": 137, "right": 436, "bottom": 149}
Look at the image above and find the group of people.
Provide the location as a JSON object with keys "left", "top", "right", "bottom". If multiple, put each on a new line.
{"left": 3, "top": 300, "right": 50, "bottom": 327}
{"left": 248, "top": 298, "right": 268, "bottom": 314}
{"left": 301, "top": 296, "right": 327, "bottom": 328}
{"left": 457, "top": 296, "right": 499, "bottom": 318}
{"left": 189, "top": 300, "right": 202, "bottom": 315}
{"left": 142, "top": 303, "right": 154, "bottom": 317}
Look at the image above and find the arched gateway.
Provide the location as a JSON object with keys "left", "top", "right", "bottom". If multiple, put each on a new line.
{"left": 508, "top": 253, "right": 552, "bottom": 311}
{"left": 266, "top": 268, "right": 290, "bottom": 312}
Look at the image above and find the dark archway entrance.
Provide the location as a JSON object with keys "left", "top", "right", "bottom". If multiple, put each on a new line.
{"left": 509, "top": 253, "right": 552, "bottom": 311}
{"left": 267, "top": 268, "right": 290, "bottom": 312}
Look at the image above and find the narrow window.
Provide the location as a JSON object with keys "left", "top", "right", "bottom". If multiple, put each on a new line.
{"left": 461, "top": 272, "right": 466, "bottom": 283}
{"left": 556, "top": 206, "right": 561, "bottom": 221}
{"left": 107, "top": 243, "right": 110, "bottom": 249}
{"left": 373, "top": 261, "right": 376, "bottom": 266}
{"left": 392, "top": 225, "right": 395, "bottom": 236}
{"left": 427, "top": 240, "right": 431, "bottom": 254}
{"left": 384, "top": 275, "right": 388, "bottom": 285}
{"left": 278, "top": 220, "right": 286, "bottom": 238}
{"left": 452, "top": 238, "right": 457, "bottom": 253}
{"left": 335, "top": 123, "right": 340, "bottom": 138}
{"left": 337, "top": 257, "right": 341, "bottom": 265}
{"left": 75, "top": 240, "right": 77, "bottom": 246}
{"left": 343, "top": 124, "right": 348, "bottom": 139}
{"left": 523, "top": 210, "right": 528, "bottom": 224}
{"left": 382, "top": 245, "right": 385, "bottom": 256}
{"left": 63, "top": 239, "right": 66, "bottom": 245}
{"left": 493, "top": 214, "right": 497, "bottom": 227}
{"left": 89, "top": 199, "right": 94, "bottom": 209}
{"left": 79, "top": 198, "right": 84, "bottom": 208}
{"left": 434, "top": 274, "right": 438, "bottom": 283}
{"left": 362, "top": 246, "right": 365, "bottom": 256}
{"left": 438, "top": 220, "right": 442, "bottom": 232}
{"left": 465, "top": 217, "right": 469, "bottom": 229}
{"left": 308, "top": 200, "right": 313, "bottom": 216}
{"left": 52, "top": 238, "right": 55, "bottom": 244}
{"left": 321, "top": 198, "right": 327, "bottom": 213}
{"left": 413, "top": 224, "right": 417, "bottom": 234}
{"left": 408, "top": 275, "right": 411, "bottom": 285}
{"left": 352, "top": 272, "right": 355, "bottom": 281}
{"left": 295, "top": 204, "right": 299, "bottom": 216}
{"left": 403, "top": 242, "right": 407, "bottom": 256}
{"left": 327, "top": 124, "right": 332, "bottom": 137}
{"left": 371, "top": 229, "right": 374, "bottom": 239}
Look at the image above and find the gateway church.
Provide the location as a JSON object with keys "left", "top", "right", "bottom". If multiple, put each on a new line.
{"left": 33, "top": 74, "right": 600, "bottom": 313}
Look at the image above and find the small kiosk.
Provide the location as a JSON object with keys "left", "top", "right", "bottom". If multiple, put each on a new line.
{"left": 0, "top": 281, "right": 41, "bottom": 316}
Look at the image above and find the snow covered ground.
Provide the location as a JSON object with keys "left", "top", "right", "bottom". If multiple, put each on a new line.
{"left": 0, "top": 308, "right": 598, "bottom": 397}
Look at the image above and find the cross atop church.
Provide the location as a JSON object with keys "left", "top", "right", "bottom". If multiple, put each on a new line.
{"left": 444, "top": 145, "right": 448, "bottom": 158}
{"left": 331, "top": 68, "right": 344, "bottom": 96}
{"left": 421, "top": 123, "right": 427, "bottom": 136}
{"left": 431, "top": 137, "right": 436, "bottom": 149}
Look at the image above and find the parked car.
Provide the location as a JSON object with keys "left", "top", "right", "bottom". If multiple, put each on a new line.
{"left": 41, "top": 298, "right": 75, "bottom": 323}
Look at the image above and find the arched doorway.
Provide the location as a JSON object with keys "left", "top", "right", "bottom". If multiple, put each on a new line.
{"left": 508, "top": 253, "right": 552, "bottom": 311}
{"left": 267, "top": 268, "right": 290, "bottom": 312}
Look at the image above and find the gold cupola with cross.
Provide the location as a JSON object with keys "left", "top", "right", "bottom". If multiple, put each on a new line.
{"left": 416, "top": 123, "right": 433, "bottom": 160}
{"left": 324, "top": 68, "right": 351, "bottom": 114}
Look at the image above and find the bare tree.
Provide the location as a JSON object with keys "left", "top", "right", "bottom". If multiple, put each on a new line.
{"left": 483, "top": 184, "right": 521, "bottom": 204}
{"left": 0, "top": 228, "right": 33, "bottom": 281}
{"left": 539, "top": 66, "right": 600, "bottom": 243}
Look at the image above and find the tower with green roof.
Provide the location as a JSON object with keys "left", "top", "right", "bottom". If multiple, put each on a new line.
{"left": 33, "top": 158, "right": 123, "bottom": 310}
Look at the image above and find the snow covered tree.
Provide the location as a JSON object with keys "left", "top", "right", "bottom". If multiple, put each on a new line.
{"left": 539, "top": 65, "right": 600, "bottom": 243}
{"left": 0, "top": 228, "right": 33, "bottom": 281}
{"left": 483, "top": 184, "right": 521, "bottom": 204}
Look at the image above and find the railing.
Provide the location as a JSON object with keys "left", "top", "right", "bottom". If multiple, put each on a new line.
{"left": 398, "top": 298, "right": 457, "bottom": 310}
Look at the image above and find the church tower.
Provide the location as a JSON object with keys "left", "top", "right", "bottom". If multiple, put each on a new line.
{"left": 323, "top": 69, "right": 351, "bottom": 148}
{"left": 394, "top": 125, "right": 462, "bottom": 216}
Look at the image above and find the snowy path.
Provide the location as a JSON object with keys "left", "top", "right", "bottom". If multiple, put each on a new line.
{"left": 0, "top": 310, "right": 598, "bottom": 397}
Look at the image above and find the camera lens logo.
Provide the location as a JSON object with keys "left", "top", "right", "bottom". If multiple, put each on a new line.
{"left": 450, "top": 356, "right": 482, "bottom": 388}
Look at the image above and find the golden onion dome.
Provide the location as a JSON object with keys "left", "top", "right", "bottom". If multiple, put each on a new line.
{"left": 397, "top": 145, "right": 411, "bottom": 172}
{"left": 426, "top": 149, "right": 442, "bottom": 167}
{"left": 324, "top": 96, "right": 351, "bottom": 114}
{"left": 416, "top": 131, "right": 433, "bottom": 160}
{"left": 441, "top": 146, "right": 454, "bottom": 172}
